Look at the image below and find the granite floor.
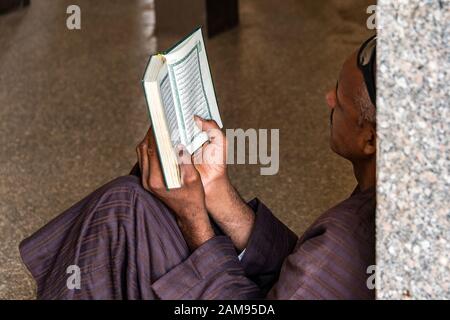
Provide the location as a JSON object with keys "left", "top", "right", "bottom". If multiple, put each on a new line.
{"left": 0, "top": 0, "right": 374, "bottom": 299}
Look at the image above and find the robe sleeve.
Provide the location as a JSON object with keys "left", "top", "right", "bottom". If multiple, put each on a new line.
{"left": 265, "top": 221, "right": 375, "bottom": 300}
{"left": 151, "top": 197, "right": 375, "bottom": 300}
{"left": 240, "top": 198, "right": 298, "bottom": 293}
{"left": 151, "top": 235, "right": 263, "bottom": 299}
{"left": 151, "top": 224, "right": 374, "bottom": 300}
{"left": 151, "top": 198, "right": 298, "bottom": 299}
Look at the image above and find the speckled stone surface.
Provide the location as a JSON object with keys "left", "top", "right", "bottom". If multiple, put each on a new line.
{"left": 0, "top": 0, "right": 374, "bottom": 299}
{"left": 376, "top": 0, "right": 450, "bottom": 299}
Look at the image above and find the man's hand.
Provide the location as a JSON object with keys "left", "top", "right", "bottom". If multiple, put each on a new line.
{"left": 193, "top": 116, "right": 255, "bottom": 251}
{"left": 193, "top": 115, "right": 228, "bottom": 194}
{"left": 136, "top": 127, "right": 214, "bottom": 251}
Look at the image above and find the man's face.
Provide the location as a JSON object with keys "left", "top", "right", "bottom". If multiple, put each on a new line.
{"left": 325, "top": 51, "right": 374, "bottom": 162}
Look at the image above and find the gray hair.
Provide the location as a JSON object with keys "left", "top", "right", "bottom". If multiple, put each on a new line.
{"left": 354, "top": 83, "right": 376, "bottom": 126}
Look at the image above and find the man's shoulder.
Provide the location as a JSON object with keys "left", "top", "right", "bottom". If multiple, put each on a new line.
{"left": 283, "top": 189, "right": 376, "bottom": 300}
{"left": 300, "top": 188, "right": 376, "bottom": 244}
{"left": 321, "top": 187, "right": 375, "bottom": 224}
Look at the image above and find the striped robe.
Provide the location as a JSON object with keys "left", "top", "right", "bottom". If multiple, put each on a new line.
{"left": 20, "top": 171, "right": 375, "bottom": 299}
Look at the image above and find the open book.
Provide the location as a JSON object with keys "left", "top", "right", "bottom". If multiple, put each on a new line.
{"left": 142, "top": 27, "right": 223, "bottom": 189}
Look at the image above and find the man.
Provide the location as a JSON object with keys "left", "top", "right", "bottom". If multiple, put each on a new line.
{"left": 20, "top": 35, "right": 377, "bottom": 300}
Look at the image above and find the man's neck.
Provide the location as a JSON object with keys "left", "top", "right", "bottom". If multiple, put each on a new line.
{"left": 352, "top": 156, "right": 376, "bottom": 191}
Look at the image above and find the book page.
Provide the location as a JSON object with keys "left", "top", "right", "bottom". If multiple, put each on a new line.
{"left": 170, "top": 44, "right": 210, "bottom": 144}
{"left": 159, "top": 73, "right": 180, "bottom": 146}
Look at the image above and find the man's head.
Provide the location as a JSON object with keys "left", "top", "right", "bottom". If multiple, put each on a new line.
{"left": 325, "top": 39, "right": 377, "bottom": 164}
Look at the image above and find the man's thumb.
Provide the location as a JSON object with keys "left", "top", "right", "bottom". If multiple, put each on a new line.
{"left": 194, "top": 115, "right": 219, "bottom": 132}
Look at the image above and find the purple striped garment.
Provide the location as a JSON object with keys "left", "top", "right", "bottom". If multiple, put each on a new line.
{"left": 20, "top": 174, "right": 375, "bottom": 299}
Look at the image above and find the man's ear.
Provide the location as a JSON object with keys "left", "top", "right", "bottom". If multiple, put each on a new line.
{"left": 362, "top": 124, "right": 376, "bottom": 156}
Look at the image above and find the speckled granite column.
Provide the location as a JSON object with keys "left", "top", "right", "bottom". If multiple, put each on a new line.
{"left": 376, "top": 0, "right": 450, "bottom": 299}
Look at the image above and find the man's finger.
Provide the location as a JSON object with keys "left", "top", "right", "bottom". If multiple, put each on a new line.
{"left": 148, "top": 129, "right": 164, "bottom": 189}
{"left": 137, "top": 127, "right": 150, "bottom": 170}
{"left": 136, "top": 144, "right": 142, "bottom": 173}
{"left": 176, "top": 145, "right": 199, "bottom": 184}
{"left": 138, "top": 126, "right": 152, "bottom": 148}
{"left": 194, "top": 115, "right": 219, "bottom": 132}
{"left": 206, "top": 127, "right": 225, "bottom": 144}
{"left": 192, "top": 146, "right": 204, "bottom": 166}
{"left": 194, "top": 116, "right": 224, "bottom": 146}
{"left": 139, "top": 141, "right": 150, "bottom": 190}
{"left": 144, "top": 126, "right": 153, "bottom": 145}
